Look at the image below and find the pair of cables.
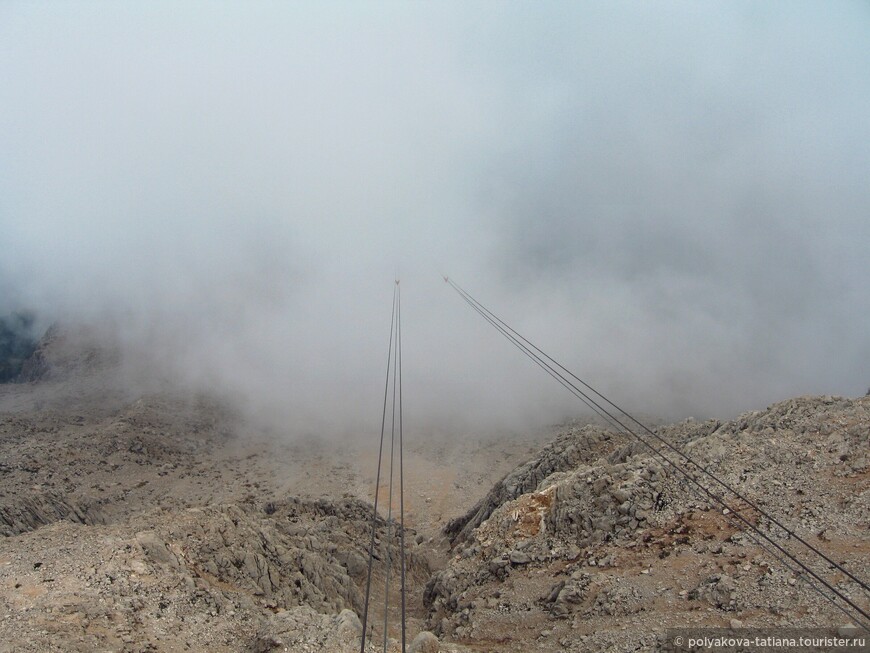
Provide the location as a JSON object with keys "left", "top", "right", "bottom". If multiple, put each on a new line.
{"left": 361, "top": 281, "right": 407, "bottom": 653}
{"left": 445, "top": 277, "right": 869, "bottom": 632}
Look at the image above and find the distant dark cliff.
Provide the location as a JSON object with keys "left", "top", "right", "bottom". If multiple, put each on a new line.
{"left": 0, "top": 312, "right": 40, "bottom": 383}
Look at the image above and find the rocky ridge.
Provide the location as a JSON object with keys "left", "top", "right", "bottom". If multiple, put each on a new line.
{"left": 424, "top": 396, "right": 868, "bottom": 651}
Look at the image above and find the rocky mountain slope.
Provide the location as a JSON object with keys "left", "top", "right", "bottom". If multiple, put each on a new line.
{"left": 0, "top": 331, "right": 867, "bottom": 651}
{"left": 0, "top": 331, "right": 534, "bottom": 652}
{"left": 425, "top": 397, "right": 869, "bottom": 651}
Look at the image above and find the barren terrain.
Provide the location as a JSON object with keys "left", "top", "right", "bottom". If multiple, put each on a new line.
{"left": 0, "top": 331, "right": 867, "bottom": 652}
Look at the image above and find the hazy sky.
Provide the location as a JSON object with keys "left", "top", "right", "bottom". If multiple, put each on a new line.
{"left": 1, "top": 1, "right": 868, "bottom": 434}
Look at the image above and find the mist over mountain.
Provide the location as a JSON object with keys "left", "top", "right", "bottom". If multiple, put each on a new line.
{"left": 1, "top": 6, "right": 868, "bottom": 651}
{"left": 1, "top": 1, "right": 868, "bottom": 434}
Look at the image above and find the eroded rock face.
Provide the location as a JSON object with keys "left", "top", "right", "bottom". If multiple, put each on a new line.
{"left": 0, "top": 491, "right": 105, "bottom": 536}
{"left": 155, "top": 497, "right": 430, "bottom": 615}
{"left": 0, "top": 495, "right": 428, "bottom": 653}
{"left": 444, "top": 425, "right": 632, "bottom": 546}
{"left": 253, "top": 606, "right": 362, "bottom": 653}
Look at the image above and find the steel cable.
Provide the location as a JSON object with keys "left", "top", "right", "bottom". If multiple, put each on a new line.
{"left": 445, "top": 277, "right": 869, "bottom": 631}
{"left": 361, "top": 283, "right": 397, "bottom": 652}
{"left": 361, "top": 281, "right": 408, "bottom": 652}
{"left": 448, "top": 278, "right": 869, "bottom": 595}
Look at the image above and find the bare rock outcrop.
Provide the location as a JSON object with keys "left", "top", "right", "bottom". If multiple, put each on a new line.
{"left": 444, "top": 424, "right": 632, "bottom": 546}
{"left": 0, "top": 491, "right": 105, "bottom": 536}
